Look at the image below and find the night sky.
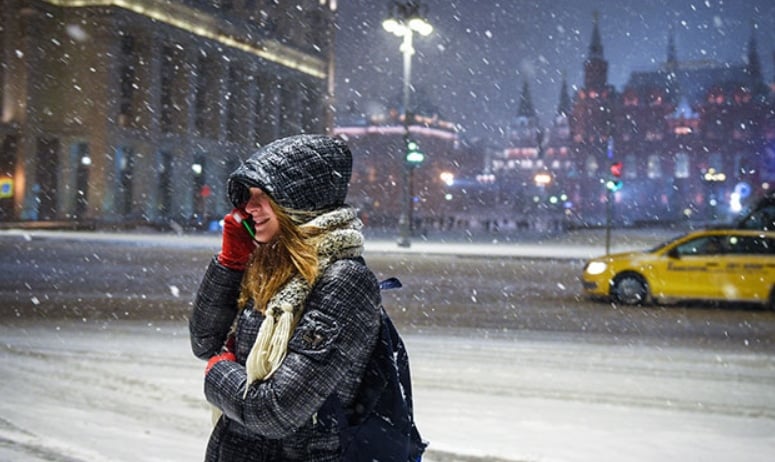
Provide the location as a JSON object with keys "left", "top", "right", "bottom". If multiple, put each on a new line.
{"left": 334, "top": 0, "right": 775, "bottom": 140}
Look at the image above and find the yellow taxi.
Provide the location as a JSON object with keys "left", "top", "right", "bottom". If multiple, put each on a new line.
{"left": 581, "top": 229, "right": 775, "bottom": 308}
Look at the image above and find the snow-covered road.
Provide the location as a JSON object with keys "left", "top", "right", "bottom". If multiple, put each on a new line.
{"left": 1, "top": 320, "right": 773, "bottom": 462}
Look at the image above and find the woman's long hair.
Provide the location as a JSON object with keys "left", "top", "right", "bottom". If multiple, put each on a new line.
{"left": 238, "top": 201, "right": 323, "bottom": 313}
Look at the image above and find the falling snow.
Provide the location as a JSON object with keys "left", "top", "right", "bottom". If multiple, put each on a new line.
{"left": 335, "top": 0, "right": 775, "bottom": 138}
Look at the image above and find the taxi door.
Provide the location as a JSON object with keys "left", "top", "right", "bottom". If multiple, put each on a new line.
{"left": 659, "top": 236, "right": 724, "bottom": 299}
{"left": 714, "top": 235, "right": 775, "bottom": 303}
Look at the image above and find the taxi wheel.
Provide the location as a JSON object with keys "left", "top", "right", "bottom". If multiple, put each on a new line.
{"left": 611, "top": 273, "right": 649, "bottom": 305}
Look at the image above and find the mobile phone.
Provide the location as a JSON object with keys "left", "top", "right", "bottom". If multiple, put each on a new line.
{"left": 231, "top": 211, "right": 255, "bottom": 239}
{"left": 242, "top": 215, "right": 256, "bottom": 239}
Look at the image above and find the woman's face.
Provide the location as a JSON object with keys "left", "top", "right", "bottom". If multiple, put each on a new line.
{"left": 243, "top": 187, "right": 280, "bottom": 243}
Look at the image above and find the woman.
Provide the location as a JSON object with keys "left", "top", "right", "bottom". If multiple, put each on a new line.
{"left": 189, "top": 134, "right": 382, "bottom": 461}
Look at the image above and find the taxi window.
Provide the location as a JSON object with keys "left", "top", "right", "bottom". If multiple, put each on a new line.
{"left": 725, "top": 235, "right": 775, "bottom": 255}
{"left": 739, "top": 204, "right": 775, "bottom": 231}
{"left": 675, "top": 236, "right": 723, "bottom": 256}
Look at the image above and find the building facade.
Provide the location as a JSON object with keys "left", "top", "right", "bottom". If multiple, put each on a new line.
{"left": 493, "top": 14, "right": 775, "bottom": 229}
{"left": 567, "top": 16, "right": 775, "bottom": 226}
{"left": 334, "top": 107, "right": 463, "bottom": 232}
{"left": 0, "top": 0, "right": 336, "bottom": 227}
{"left": 487, "top": 79, "right": 574, "bottom": 232}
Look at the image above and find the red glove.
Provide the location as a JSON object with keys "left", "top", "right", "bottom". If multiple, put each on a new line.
{"left": 218, "top": 209, "right": 256, "bottom": 271}
{"left": 205, "top": 351, "right": 236, "bottom": 376}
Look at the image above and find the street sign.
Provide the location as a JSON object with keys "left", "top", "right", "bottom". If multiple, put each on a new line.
{"left": 0, "top": 178, "right": 13, "bottom": 198}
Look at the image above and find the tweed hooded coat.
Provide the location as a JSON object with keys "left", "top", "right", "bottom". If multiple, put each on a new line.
{"left": 190, "top": 135, "right": 382, "bottom": 461}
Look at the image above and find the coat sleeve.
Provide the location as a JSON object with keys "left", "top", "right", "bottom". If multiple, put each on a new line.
{"left": 204, "top": 259, "right": 381, "bottom": 439}
{"left": 189, "top": 256, "right": 243, "bottom": 360}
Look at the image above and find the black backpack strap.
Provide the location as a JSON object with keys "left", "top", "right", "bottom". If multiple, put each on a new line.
{"left": 379, "top": 277, "right": 403, "bottom": 290}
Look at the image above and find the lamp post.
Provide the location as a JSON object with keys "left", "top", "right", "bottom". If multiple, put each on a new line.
{"left": 383, "top": 1, "right": 432, "bottom": 247}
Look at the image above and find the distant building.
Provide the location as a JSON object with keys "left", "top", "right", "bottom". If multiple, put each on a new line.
{"left": 334, "top": 104, "right": 462, "bottom": 231}
{"left": 496, "top": 13, "right": 775, "bottom": 228}
{"left": 0, "top": 0, "right": 336, "bottom": 226}
{"left": 489, "top": 78, "right": 574, "bottom": 232}
{"left": 568, "top": 15, "right": 774, "bottom": 226}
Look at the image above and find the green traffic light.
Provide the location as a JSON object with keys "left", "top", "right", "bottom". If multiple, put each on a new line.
{"left": 406, "top": 139, "right": 425, "bottom": 164}
{"left": 606, "top": 179, "right": 623, "bottom": 191}
{"left": 406, "top": 152, "right": 425, "bottom": 163}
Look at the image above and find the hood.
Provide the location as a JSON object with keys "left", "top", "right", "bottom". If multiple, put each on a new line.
{"left": 227, "top": 134, "right": 352, "bottom": 218}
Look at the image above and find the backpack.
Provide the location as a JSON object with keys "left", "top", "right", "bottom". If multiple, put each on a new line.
{"left": 318, "top": 277, "right": 427, "bottom": 461}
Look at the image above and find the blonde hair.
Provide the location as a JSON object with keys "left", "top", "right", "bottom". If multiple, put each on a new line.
{"left": 238, "top": 200, "right": 324, "bottom": 313}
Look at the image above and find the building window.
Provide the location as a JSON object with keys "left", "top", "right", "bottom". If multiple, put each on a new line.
{"left": 708, "top": 152, "right": 723, "bottom": 171}
{"left": 226, "top": 64, "right": 248, "bottom": 143}
{"left": 118, "top": 35, "right": 137, "bottom": 127}
{"left": 623, "top": 93, "right": 638, "bottom": 106}
{"left": 69, "top": 142, "right": 90, "bottom": 218}
{"left": 115, "top": 146, "right": 134, "bottom": 216}
{"left": 624, "top": 154, "right": 637, "bottom": 179}
{"left": 159, "top": 45, "right": 190, "bottom": 135}
{"left": 195, "top": 55, "right": 219, "bottom": 139}
{"left": 306, "top": 10, "right": 328, "bottom": 51}
{"left": 279, "top": 80, "right": 301, "bottom": 136}
{"left": 35, "top": 137, "right": 60, "bottom": 220}
{"left": 0, "top": 136, "right": 17, "bottom": 220}
{"left": 253, "top": 81, "right": 266, "bottom": 145}
{"left": 254, "top": 77, "right": 277, "bottom": 145}
{"left": 707, "top": 88, "right": 724, "bottom": 105}
{"left": 160, "top": 46, "right": 176, "bottom": 133}
{"left": 647, "top": 154, "right": 662, "bottom": 179}
{"left": 301, "top": 83, "right": 321, "bottom": 133}
{"left": 192, "top": 154, "right": 207, "bottom": 220}
{"left": 674, "top": 152, "right": 690, "bottom": 179}
{"left": 585, "top": 155, "right": 598, "bottom": 178}
{"left": 157, "top": 150, "right": 173, "bottom": 217}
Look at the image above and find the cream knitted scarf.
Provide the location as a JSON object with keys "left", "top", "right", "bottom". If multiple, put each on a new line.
{"left": 242, "top": 206, "right": 364, "bottom": 395}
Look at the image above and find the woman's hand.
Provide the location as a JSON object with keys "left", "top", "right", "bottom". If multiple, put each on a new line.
{"left": 205, "top": 351, "right": 237, "bottom": 376}
{"left": 217, "top": 209, "right": 256, "bottom": 271}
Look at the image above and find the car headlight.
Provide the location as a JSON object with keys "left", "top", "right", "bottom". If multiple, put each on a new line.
{"left": 585, "top": 261, "right": 608, "bottom": 275}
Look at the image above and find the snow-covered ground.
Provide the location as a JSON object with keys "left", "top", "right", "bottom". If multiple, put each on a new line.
{"left": 0, "top": 225, "right": 679, "bottom": 260}
{"left": 1, "top": 320, "right": 773, "bottom": 462}
{"left": 1, "top": 227, "right": 772, "bottom": 461}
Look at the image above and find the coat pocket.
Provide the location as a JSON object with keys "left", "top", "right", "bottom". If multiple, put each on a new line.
{"left": 288, "top": 310, "right": 340, "bottom": 362}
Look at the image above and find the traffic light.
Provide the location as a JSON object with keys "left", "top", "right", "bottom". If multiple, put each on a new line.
{"left": 610, "top": 161, "right": 623, "bottom": 178}
{"left": 405, "top": 139, "right": 425, "bottom": 165}
{"left": 606, "top": 179, "right": 623, "bottom": 191}
{"left": 607, "top": 161, "right": 623, "bottom": 191}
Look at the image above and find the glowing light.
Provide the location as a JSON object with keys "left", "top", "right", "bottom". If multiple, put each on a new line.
{"left": 439, "top": 172, "right": 454, "bottom": 186}
{"left": 534, "top": 171, "right": 552, "bottom": 186}
{"left": 703, "top": 168, "right": 726, "bottom": 182}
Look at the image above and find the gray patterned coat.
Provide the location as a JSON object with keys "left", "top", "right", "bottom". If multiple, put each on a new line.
{"left": 190, "top": 134, "right": 382, "bottom": 461}
{"left": 190, "top": 256, "right": 381, "bottom": 461}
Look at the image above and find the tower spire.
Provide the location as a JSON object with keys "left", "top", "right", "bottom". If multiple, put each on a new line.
{"left": 557, "top": 72, "right": 571, "bottom": 119}
{"left": 666, "top": 23, "right": 677, "bottom": 69}
{"left": 518, "top": 80, "right": 536, "bottom": 118}
{"left": 583, "top": 11, "right": 609, "bottom": 90}
{"left": 588, "top": 10, "right": 604, "bottom": 60}
{"left": 746, "top": 19, "right": 765, "bottom": 95}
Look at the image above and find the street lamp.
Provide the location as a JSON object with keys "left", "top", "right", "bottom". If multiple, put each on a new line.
{"left": 383, "top": 1, "right": 432, "bottom": 247}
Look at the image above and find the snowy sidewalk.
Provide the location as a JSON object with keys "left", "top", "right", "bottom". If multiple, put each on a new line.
{"left": 0, "top": 321, "right": 773, "bottom": 462}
